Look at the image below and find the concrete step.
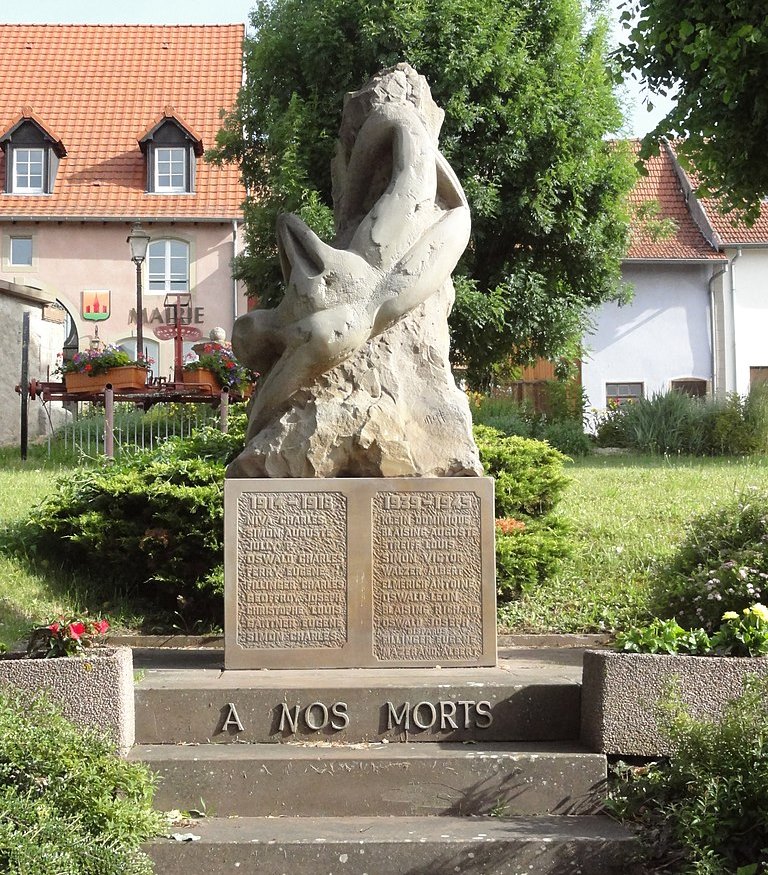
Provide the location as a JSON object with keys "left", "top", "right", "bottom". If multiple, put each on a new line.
{"left": 132, "top": 741, "right": 606, "bottom": 818}
{"left": 146, "top": 814, "right": 639, "bottom": 874}
{"left": 134, "top": 656, "right": 582, "bottom": 744}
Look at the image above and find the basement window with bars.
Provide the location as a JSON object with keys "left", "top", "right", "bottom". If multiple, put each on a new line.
{"left": 606, "top": 382, "right": 643, "bottom": 406}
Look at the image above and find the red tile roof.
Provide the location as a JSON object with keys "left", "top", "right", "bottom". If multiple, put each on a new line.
{"left": 626, "top": 141, "right": 722, "bottom": 261}
{"left": 0, "top": 24, "right": 244, "bottom": 220}
{"left": 696, "top": 193, "right": 768, "bottom": 246}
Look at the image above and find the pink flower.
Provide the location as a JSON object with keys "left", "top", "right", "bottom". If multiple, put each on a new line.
{"left": 48, "top": 621, "right": 61, "bottom": 634}
{"left": 67, "top": 622, "right": 86, "bottom": 640}
{"left": 92, "top": 619, "right": 110, "bottom": 635}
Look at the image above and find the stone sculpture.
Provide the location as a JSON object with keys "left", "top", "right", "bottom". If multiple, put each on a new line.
{"left": 227, "top": 63, "right": 482, "bottom": 478}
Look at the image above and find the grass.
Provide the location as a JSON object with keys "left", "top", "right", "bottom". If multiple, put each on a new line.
{"left": 498, "top": 452, "right": 768, "bottom": 633}
{"left": 5, "top": 448, "right": 768, "bottom": 645}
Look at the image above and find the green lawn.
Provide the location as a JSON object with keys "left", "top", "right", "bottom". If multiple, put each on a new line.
{"left": 4, "top": 450, "right": 768, "bottom": 647}
{"left": 499, "top": 453, "right": 768, "bottom": 632}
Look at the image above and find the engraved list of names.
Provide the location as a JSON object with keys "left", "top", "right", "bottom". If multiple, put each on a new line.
{"left": 372, "top": 491, "right": 483, "bottom": 661}
{"left": 236, "top": 491, "right": 347, "bottom": 649}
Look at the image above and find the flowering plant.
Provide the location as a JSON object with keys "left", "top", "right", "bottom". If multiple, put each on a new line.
{"left": 56, "top": 346, "right": 147, "bottom": 376}
{"left": 183, "top": 344, "right": 257, "bottom": 391}
{"left": 25, "top": 615, "right": 110, "bottom": 658}
{"left": 614, "top": 604, "right": 768, "bottom": 658}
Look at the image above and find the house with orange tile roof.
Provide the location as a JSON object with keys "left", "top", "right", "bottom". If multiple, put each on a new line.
{"left": 583, "top": 140, "right": 768, "bottom": 414}
{"left": 0, "top": 24, "right": 245, "bottom": 390}
{"left": 582, "top": 141, "right": 725, "bottom": 413}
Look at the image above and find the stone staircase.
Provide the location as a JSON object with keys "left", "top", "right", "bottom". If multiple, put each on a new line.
{"left": 129, "top": 647, "right": 638, "bottom": 874}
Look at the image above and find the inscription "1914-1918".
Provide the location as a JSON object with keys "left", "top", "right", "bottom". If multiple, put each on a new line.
{"left": 221, "top": 699, "right": 494, "bottom": 734}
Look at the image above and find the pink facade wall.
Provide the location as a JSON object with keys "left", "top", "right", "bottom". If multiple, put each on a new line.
{"left": 0, "top": 221, "right": 245, "bottom": 381}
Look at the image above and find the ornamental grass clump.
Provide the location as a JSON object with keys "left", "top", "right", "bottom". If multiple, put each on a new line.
{"left": 608, "top": 676, "right": 768, "bottom": 874}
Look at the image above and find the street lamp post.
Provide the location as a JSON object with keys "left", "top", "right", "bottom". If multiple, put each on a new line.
{"left": 126, "top": 221, "right": 150, "bottom": 362}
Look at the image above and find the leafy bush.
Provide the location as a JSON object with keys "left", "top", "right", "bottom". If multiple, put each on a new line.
{"left": 475, "top": 426, "right": 571, "bottom": 600}
{"left": 609, "top": 676, "right": 768, "bottom": 874}
{"left": 614, "top": 605, "right": 768, "bottom": 657}
{"left": 17, "top": 412, "right": 248, "bottom": 626}
{"left": 495, "top": 516, "right": 570, "bottom": 600}
{"left": 474, "top": 425, "right": 570, "bottom": 517}
{"left": 541, "top": 420, "right": 592, "bottom": 457}
{"left": 653, "top": 489, "right": 768, "bottom": 629}
{"left": 0, "top": 688, "right": 163, "bottom": 875}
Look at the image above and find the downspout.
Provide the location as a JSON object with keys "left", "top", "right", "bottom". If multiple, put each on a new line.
{"left": 232, "top": 219, "right": 239, "bottom": 328}
{"left": 728, "top": 247, "right": 742, "bottom": 393}
{"left": 708, "top": 262, "right": 728, "bottom": 397}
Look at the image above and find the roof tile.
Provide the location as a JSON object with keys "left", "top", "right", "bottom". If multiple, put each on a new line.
{"left": 0, "top": 24, "right": 244, "bottom": 220}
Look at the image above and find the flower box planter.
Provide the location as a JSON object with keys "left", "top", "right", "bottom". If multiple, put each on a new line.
{"left": 183, "top": 367, "right": 220, "bottom": 394}
{"left": 581, "top": 649, "right": 768, "bottom": 757}
{"left": 0, "top": 647, "right": 135, "bottom": 754}
{"left": 64, "top": 365, "right": 147, "bottom": 394}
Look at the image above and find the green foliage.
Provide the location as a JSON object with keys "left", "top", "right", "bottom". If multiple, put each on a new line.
{"left": 474, "top": 425, "right": 570, "bottom": 518}
{"left": 594, "top": 389, "right": 768, "bottom": 456}
{"left": 209, "top": 0, "right": 636, "bottom": 384}
{"left": 613, "top": 606, "right": 768, "bottom": 656}
{"left": 608, "top": 676, "right": 768, "bottom": 874}
{"left": 653, "top": 489, "right": 768, "bottom": 629}
{"left": 614, "top": 617, "right": 711, "bottom": 654}
{"left": 0, "top": 688, "right": 163, "bottom": 875}
{"left": 474, "top": 425, "right": 571, "bottom": 600}
{"left": 617, "top": 0, "right": 768, "bottom": 221}
{"left": 16, "top": 415, "right": 248, "bottom": 626}
{"left": 495, "top": 516, "right": 571, "bottom": 600}
{"left": 470, "top": 387, "right": 591, "bottom": 456}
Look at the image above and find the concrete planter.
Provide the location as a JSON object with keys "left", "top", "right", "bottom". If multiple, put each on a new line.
{"left": 0, "top": 646, "right": 135, "bottom": 754}
{"left": 581, "top": 648, "right": 768, "bottom": 757}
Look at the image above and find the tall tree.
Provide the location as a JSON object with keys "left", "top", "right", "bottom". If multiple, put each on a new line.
{"left": 617, "top": 0, "right": 768, "bottom": 222}
{"left": 210, "top": 0, "right": 635, "bottom": 386}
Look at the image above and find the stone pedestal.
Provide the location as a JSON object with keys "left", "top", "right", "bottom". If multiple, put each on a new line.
{"left": 224, "top": 478, "right": 496, "bottom": 669}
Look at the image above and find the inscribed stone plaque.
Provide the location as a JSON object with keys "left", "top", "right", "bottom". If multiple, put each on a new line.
{"left": 372, "top": 491, "right": 483, "bottom": 661}
{"left": 235, "top": 491, "right": 347, "bottom": 649}
{"left": 225, "top": 478, "right": 496, "bottom": 669}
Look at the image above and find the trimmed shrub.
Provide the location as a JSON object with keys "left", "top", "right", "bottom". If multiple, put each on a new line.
{"left": 495, "top": 516, "right": 570, "bottom": 600}
{"left": 0, "top": 688, "right": 163, "bottom": 875}
{"left": 475, "top": 425, "right": 571, "bottom": 600}
{"left": 652, "top": 489, "right": 768, "bottom": 630}
{"left": 609, "top": 676, "right": 768, "bottom": 874}
{"left": 474, "top": 424, "right": 570, "bottom": 518}
{"left": 16, "top": 412, "right": 248, "bottom": 625}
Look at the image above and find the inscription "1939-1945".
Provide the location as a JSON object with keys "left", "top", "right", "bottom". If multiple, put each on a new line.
{"left": 221, "top": 699, "right": 494, "bottom": 734}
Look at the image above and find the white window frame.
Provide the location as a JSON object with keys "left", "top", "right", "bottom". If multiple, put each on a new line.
{"left": 147, "top": 239, "right": 190, "bottom": 293}
{"left": 13, "top": 147, "right": 45, "bottom": 194}
{"left": 154, "top": 146, "right": 187, "bottom": 193}
{"left": 9, "top": 236, "right": 33, "bottom": 266}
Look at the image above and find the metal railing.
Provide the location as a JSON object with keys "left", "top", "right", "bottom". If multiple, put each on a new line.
{"left": 50, "top": 393, "right": 227, "bottom": 460}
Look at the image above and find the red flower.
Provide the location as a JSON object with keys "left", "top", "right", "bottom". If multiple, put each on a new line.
{"left": 67, "top": 622, "right": 86, "bottom": 640}
{"left": 92, "top": 619, "right": 110, "bottom": 635}
{"left": 48, "top": 621, "right": 61, "bottom": 634}
{"left": 84, "top": 364, "right": 92, "bottom": 372}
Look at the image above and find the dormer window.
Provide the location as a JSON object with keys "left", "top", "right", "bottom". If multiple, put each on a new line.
{"left": 14, "top": 147, "right": 45, "bottom": 193}
{"left": 138, "top": 107, "right": 203, "bottom": 195}
{"left": 0, "top": 109, "right": 66, "bottom": 195}
{"left": 155, "top": 146, "right": 187, "bottom": 193}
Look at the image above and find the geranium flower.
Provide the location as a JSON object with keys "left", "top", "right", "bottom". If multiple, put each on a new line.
{"left": 67, "top": 622, "right": 86, "bottom": 640}
{"left": 92, "top": 619, "right": 110, "bottom": 635}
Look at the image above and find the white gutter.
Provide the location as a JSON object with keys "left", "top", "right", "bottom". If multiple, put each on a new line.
{"left": 708, "top": 262, "right": 728, "bottom": 397}
{"left": 727, "top": 247, "right": 743, "bottom": 393}
{"left": 232, "top": 219, "right": 240, "bottom": 326}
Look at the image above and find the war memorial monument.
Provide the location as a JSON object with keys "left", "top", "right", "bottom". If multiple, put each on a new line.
{"left": 224, "top": 63, "right": 496, "bottom": 670}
